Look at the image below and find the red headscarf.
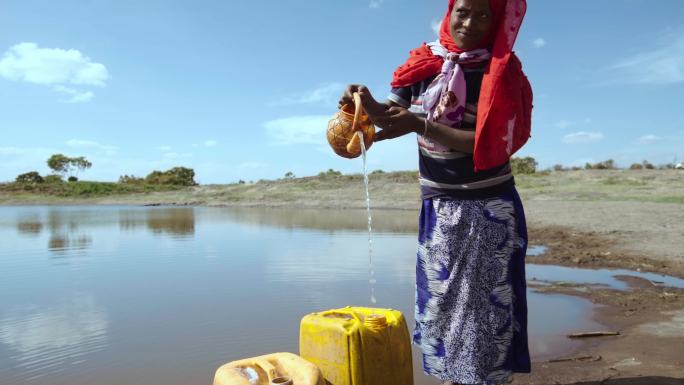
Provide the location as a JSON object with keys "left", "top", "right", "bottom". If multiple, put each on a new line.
{"left": 391, "top": 0, "right": 532, "bottom": 171}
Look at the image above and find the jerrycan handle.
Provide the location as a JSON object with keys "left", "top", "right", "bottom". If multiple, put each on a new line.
{"left": 320, "top": 308, "right": 362, "bottom": 323}
{"left": 252, "top": 358, "right": 278, "bottom": 380}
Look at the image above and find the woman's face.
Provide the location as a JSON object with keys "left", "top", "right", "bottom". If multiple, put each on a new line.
{"left": 449, "top": 0, "right": 494, "bottom": 50}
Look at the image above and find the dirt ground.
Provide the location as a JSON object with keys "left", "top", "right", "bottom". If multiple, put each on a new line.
{"left": 511, "top": 201, "right": 684, "bottom": 385}
{"left": 524, "top": 200, "right": 684, "bottom": 275}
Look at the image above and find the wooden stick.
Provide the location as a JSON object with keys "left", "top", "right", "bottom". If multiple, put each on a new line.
{"left": 548, "top": 355, "right": 602, "bottom": 363}
{"left": 567, "top": 331, "right": 620, "bottom": 339}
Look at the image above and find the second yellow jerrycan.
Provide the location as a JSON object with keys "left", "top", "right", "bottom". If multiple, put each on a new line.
{"left": 299, "top": 307, "right": 413, "bottom": 385}
{"left": 213, "top": 352, "right": 325, "bottom": 385}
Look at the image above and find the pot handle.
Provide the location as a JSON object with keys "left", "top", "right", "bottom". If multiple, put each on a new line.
{"left": 351, "top": 92, "right": 364, "bottom": 133}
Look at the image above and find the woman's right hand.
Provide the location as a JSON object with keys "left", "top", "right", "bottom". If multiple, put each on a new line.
{"left": 338, "top": 84, "right": 388, "bottom": 121}
{"left": 338, "top": 84, "right": 364, "bottom": 108}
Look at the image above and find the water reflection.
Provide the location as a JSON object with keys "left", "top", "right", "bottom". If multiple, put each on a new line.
{"left": 44, "top": 210, "right": 93, "bottom": 255}
{"left": 48, "top": 234, "right": 93, "bottom": 253}
{"left": 119, "top": 207, "right": 195, "bottom": 238}
{"left": 146, "top": 208, "right": 195, "bottom": 238}
{"left": 217, "top": 206, "right": 418, "bottom": 233}
{"left": 14, "top": 207, "right": 197, "bottom": 256}
{"left": 16, "top": 217, "right": 43, "bottom": 236}
{"left": 0, "top": 294, "right": 109, "bottom": 380}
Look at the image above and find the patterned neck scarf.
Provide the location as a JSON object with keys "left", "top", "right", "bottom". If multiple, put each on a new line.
{"left": 422, "top": 46, "right": 491, "bottom": 127}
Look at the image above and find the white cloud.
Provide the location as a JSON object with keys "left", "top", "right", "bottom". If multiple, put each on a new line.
{"left": 369, "top": 0, "right": 385, "bottom": 8}
{"left": 274, "top": 83, "right": 344, "bottom": 106}
{"left": 533, "top": 38, "right": 546, "bottom": 48}
{"left": 53, "top": 85, "right": 94, "bottom": 103}
{"left": 0, "top": 147, "right": 25, "bottom": 156}
{"left": 606, "top": 33, "right": 684, "bottom": 85}
{"left": 563, "top": 131, "right": 604, "bottom": 144}
{"left": 204, "top": 140, "right": 218, "bottom": 148}
{"left": 635, "top": 134, "right": 663, "bottom": 145}
{"left": 555, "top": 120, "right": 571, "bottom": 129}
{"left": 66, "top": 139, "right": 117, "bottom": 154}
{"left": 431, "top": 19, "right": 442, "bottom": 36}
{"left": 0, "top": 42, "right": 109, "bottom": 86}
{"left": 264, "top": 115, "right": 329, "bottom": 146}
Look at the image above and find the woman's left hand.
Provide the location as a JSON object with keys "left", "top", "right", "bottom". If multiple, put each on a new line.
{"left": 372, "top": 106, "right": 422, "bottom": 142}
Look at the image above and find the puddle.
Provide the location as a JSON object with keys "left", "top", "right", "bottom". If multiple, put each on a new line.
{"left": 527, "top": 264, "right": 684, "bottom": 290}
{"left": 526, "top": 290, "right": 601, "bottom": 360}
{"left": 527, "top": 245, "right": 548, "bottom": 256}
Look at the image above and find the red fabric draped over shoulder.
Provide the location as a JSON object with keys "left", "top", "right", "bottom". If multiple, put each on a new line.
{"left": 391, "top": 0, "right": 532, "bottom": 171}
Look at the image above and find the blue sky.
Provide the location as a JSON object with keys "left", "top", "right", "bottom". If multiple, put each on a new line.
{"left": 1, "top": 0, "right": 683, "bottom": 184}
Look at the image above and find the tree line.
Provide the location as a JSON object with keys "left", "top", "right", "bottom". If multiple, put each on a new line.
{"left": 14, "top": 154, "right": 197, "bottom": 186}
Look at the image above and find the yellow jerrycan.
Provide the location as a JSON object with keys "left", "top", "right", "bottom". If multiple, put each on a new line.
{"left": 299, "top": 307, "right": 413, "bottom": 385}
{"left": 213, "top": 352, "right": 325, "bottom": 385}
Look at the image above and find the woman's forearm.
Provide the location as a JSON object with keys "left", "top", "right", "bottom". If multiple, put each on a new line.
{"left": 420, "top": 119, "right": 475, "bottom": 154}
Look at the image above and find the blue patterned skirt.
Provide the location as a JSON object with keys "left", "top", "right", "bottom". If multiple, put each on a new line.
{"left": 414, "top": 188, "right": 531, "bottom": 384}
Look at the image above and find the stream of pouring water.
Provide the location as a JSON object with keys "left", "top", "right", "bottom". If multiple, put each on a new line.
{"left": 358, "top": 131, "right": 377, "bottom": 304}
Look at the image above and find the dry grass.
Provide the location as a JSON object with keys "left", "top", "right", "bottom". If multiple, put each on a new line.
{"left": 1, "top": 169, "right": 682, "bottom": 207}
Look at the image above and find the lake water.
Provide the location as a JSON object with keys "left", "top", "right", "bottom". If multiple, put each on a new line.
{"left": 0, "top": 205, "right": 639, "bottom": 385}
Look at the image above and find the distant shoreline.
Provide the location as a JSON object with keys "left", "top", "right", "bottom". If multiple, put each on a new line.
{"left": 1, "top": 169, "right": 683, "bottom": 207}
{"left": 2, "top": 169, "right": 683, "bottom": 274}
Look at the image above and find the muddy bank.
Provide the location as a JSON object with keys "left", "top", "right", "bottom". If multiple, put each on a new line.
{"left": 527, "top": 225, "right": 684, "bottom": 279}
{"left": 511, "top": 225, "right": 684, "bottom": 384}
{"left": 523, "top": 199, "right": 684, "bottom": 270}
{"left": 512, "top": 276, "right": 684, "bottom": 384}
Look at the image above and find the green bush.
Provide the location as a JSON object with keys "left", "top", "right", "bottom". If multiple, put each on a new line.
{"left": 15, "top": 171, "right": 44, "bottom": 184}
{"left": 44, "top": 175, "right": 64, "bottom": 184}
{"left": 585, "top": 159, "right": 617, "bottom": 170}
{"left": 68, "top": 176, "right": 78, "bottom": 182}
{"left": 145, "top": 167, "right": 197, "bottom": 186}
{"left": 118, "top": 175, "right": 145, "bottom": 184}
{"left": 511, "top": 157, "right": 537, "bottom": 174}
{"left": 317, "top": 168, "right": 343, "bottom": 178}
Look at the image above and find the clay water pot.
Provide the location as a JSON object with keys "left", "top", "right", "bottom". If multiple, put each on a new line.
{"left": 327, "top": 92, "right": 375, "bottom": 159}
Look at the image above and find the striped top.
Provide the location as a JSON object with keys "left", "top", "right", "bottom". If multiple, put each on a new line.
{"left": 387, "top": 64, "right": 514, "bottom": 200}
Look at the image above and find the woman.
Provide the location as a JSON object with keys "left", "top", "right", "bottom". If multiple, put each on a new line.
{"left": 339, "top": 0, "right": 533, "bottom": 384}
